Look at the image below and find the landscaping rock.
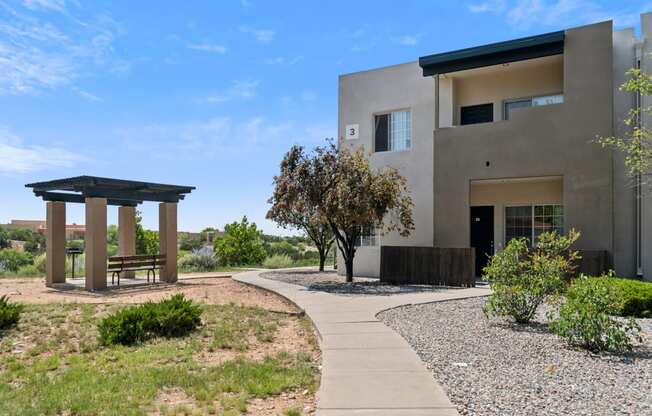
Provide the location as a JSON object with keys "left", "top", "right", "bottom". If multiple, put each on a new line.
{"left": 378, "top": 297, "right": 652, "bottom": 416}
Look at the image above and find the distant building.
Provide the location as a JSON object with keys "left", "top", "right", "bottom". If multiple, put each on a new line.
{"left": 3, "top": 219, "right": 85, "bottom": 240}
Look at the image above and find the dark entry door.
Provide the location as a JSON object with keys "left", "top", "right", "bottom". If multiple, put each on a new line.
{"left": 470, "top": 206, "right": 494, "bottom": 277}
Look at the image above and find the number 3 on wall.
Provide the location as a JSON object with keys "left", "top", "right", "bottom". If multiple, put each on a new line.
{"left": 345, "top": 124, "right": 359, "bottom": 140}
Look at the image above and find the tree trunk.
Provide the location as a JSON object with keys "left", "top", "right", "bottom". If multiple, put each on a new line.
{"left": 318, "top": 248, "right": 326, "bottom": 272}
{"left": 345, "top": 256, "right": 354, "bottom": 283}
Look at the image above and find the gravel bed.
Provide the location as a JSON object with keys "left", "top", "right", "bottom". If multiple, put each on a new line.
{"left": 260, "top": 270, "right": 450, "bottom": 296}
{"left": 378, "top": 297, "right": 652, "bottom": 416}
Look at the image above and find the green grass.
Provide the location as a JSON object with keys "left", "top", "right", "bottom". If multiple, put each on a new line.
{"left": 210, "top": 305, "right": 281, "bottom": 351}
{"left": 0, "top": 303, "right": 319, "bottom": 415}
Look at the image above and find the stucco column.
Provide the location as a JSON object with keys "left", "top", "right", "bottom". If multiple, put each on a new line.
{"left": 118, "top": 206, "right": 136, "bottom": 278}
{"left": 159, "top": 202, "right": 178, "bottom": 283}
{"left": 85, "top": 197, "right": 107, "bottom": 291}
{"left": 45, "top": 201, "right": 66, "bottom": 286}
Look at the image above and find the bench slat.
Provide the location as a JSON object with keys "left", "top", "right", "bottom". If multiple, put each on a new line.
{"left": 108, "top": 265, "right": 163, "bottom": 272}
{"left": 108, "top": 260, "right": 166, "bottom": 269}
{"left": 109, "top": 254, "right": 166, "bottom": 262}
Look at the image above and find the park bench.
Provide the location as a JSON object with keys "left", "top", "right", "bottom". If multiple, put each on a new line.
{"left": 108, "top": 254, "right": 166, "bottom": 286}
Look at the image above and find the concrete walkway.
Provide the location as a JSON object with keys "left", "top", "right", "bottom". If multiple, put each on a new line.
{"left": 234, "top": 270, "right": 490, "bottom": 416}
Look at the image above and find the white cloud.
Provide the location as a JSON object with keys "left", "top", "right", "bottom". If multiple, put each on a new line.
{"left": 0, "top": 127, "right": 84, "bottom": 174}
{"left": 239, "top": 25, "right": 275, "bottom": 43}
{"left": 264, "top": 56, "right": 303, "bottom": 65}
{"left": 187, "top": 43, "right": 227, "bottom": 54}
{"left": 74, "top": 88, "right": 102, "bottom": 102}
{"left": 468, "top": 0, "right": 652, "bottom": 30}
{"left": 392, "top": 34, "right": 423, "bottom": 46}
{"left": 202, "top": 79, "right": 259, "bottom": 103}
{"left": 0, "top": 1, "right": 124, "bottom": 95}
{"left": 117, "top": 117, "right": 334, "bottom": 158}
{"left": 22, "top": 0, "right": 67, "bottom": 13}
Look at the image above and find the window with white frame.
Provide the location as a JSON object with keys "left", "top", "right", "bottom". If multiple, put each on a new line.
{"left": 505, "top": 204, "right": 563, "bottom": 245}
{"left": 504, "top": 94, "right": 564, "bottom": 120}
{"left": 374, "top": 110, "right": 411, "bottom": 152}
{"left": 355, "top": 225, "right": 377, "bottom": 247}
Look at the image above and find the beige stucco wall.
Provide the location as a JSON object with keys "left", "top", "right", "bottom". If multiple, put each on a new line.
{"left": 337, "top": 61, "right": 436, "bottom": 277}
{"left": 434, "top": 21, "right": 615, "bottom": 259}
{"left": 451, "top": 55, "right": 564, "bottom": 124}
{"left": 470, "top": 177, "right": 563, "bottom": 250}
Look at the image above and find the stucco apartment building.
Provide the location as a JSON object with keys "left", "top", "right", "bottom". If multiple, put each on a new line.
{"left": 338, "top": 15, "right": 652, "bottom": 282}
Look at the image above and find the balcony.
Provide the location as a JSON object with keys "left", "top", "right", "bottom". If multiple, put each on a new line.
{"left": 436, "top": 54, "right": 564, "bottom": 129}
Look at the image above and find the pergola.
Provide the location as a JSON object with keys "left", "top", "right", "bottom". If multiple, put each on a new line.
{"left": 25, "top": 176, "right": 195, "bottom": 291}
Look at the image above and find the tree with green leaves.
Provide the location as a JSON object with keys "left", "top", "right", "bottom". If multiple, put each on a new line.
{"left": 135, "top": 210, "right": 159, "bottom": 255}
{"left": 267, "top": 145, "right": 334, "bottom": 271}
{"left": 0, "top": 226, "right": 11, "bottom": 250}
{"left": 321, "top": 145, "right": 414, "bottom": 282}
{"left": 214, "top": 216, "right": 266, "bottom": 266}
{"left": 599, "top": 67, "right": 652, "bottom": 185}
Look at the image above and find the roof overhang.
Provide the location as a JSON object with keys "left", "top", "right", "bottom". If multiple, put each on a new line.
{"left": 26, "top": 176, "right": 195, "bottom": 206}
{"left": 418, "top": 30, "right": 565, "bottom": 76}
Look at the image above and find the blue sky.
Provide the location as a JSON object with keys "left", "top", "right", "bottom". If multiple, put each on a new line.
{"left": 0, "top": 0, "right": 649, "bottom": 233}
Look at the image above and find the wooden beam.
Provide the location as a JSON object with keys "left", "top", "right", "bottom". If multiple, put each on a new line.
{"left": 35, "top": 191, "right": 141, "bottom": 206}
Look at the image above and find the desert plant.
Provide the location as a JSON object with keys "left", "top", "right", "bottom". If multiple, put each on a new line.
{"left": 550, "top": 276, "right": 643, "bottom": 353}
{"left": 178, "top": 247, "right": 219, "bottom": 272}
{"left": 262, "top": 254, "right": 295, "bottom": 269}
{"left": 483, "top": 230, "right": 580, "bottom": 323}
{"left": 0, "top": 249, "right": 33, "bottom": 273}
{"left": 590, "top": 275, "right": 652, "bottom": 318}
{"left": 98, "top": 294, "right": 202, "bottom": 345}
{"left": 0, "top": 295, "right": 23, "bottom": 330}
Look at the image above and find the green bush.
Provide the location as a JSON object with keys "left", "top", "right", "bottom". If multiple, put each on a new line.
{"left": 550, "top": 276, "right": 642, "bottom": 353}
{"left": 98, "top": 294, "right": 202, "bottom": 345}
{"left": 178, "top": 247, "right": 219, "bottom": 272}
{"left": 590, "top": 276, "right": 652, "bottom": 318}
{"left": 0, "top": 295, "right": 23, "bottom": 330}
{"left": 483, "top": 230, "right": 579, "bottom": 323}
{"left": 215, "top": 216, "right": 266, "bottom": 266}
{"left": 263, "top": 254, "right": 295, "bottom": 269}
{"left": 0, "top": 249, "right": 34, "bottom": 273}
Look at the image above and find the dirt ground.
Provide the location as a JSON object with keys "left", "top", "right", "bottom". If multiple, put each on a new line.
{"left": 0, "top": 275, "right": 296, "bottom": 313}
{"left": 0, "top": 274, "right": 319, "bottom": 415}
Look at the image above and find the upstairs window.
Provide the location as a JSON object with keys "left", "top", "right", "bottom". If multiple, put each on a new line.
{"left": 504, "top": 94, "right": 564, "bottom": 120}
{"left": 460, "top": 103, "right": 494, "bottom": 125}
{"left": 374, "top": 110, "right": 411, "bottom": 152}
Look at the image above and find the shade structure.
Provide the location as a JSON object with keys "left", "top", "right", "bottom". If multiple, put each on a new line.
{"left": 26, "top": 175, "right": 195, "bottom": 206}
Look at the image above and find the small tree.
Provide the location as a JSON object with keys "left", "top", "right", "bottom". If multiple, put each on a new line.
{"left": 483, "top": 230, "right": 580, "bottom": 323}
{"left": 267, "top": 145, "right": 334, "bottom": 271}
{"left": 214, "top": 216, "right": 266, "bottom": 266}
{"left": 598, "top": 67, "right": 652, "bottom": 185}
{"left": 0, "top": 226, "right": 11, "bottom": 250}
{"left": 135, "top": 210, "right": 159, "bottom": 255}
{"left": 322, "top": 146, "right": 414, "bottom": 282}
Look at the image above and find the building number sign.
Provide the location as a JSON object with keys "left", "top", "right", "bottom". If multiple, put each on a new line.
{"left": 345, "top": 124, "right": 359, "bottom": 140}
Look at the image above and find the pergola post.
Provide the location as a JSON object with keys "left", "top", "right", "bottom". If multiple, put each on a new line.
{"left": 85, "top": 197, "right": 107, "bottom": 291}
{"left": 159, "top": 202, "right": 178, "bottom": 283}
{"left": 45, "top": 201, "right": 66, "bottom": 286}
{"left": 118, "top": 206, "right": 136, "bottom": 278}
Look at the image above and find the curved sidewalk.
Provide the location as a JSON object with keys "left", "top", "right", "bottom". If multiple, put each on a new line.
{"left": 234, "top": 270, "right": 490, "bottom": 416}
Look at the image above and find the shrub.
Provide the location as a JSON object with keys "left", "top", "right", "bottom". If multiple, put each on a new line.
{"left": 266, "top": 241, "right": 301, "bottom": 260}
{"left": 483, "top": 230, "right": 580, "bottom": 323}
{"left": 0, "top": 249, "right": 33, "bottom": 273}
{"left": 591, "top": 276, "right": 652, "bottom": 318}
{"left": 178, "top": 247, "right": 219, "bottom": 272}
{"left": 550, "top": 276, "right": 642, "bottom": 353}
{"left": 0, "top": 295, "right": 23, "bottom": 330}
{"left": 98, "top": 294, "right": 202, "bottom": 345}
{"left": 262, "top": 254, "right": 294, "bottom": 269}
{"left": 215, "top": 216, "right": 267, "bottom": 266}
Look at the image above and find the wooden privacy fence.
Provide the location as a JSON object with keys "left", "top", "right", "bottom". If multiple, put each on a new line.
{"left": 380, "top": 246, "right": 476, "bottom": 287}
{"left": 575, "top": 250, "right": 610, "bottom": 277}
